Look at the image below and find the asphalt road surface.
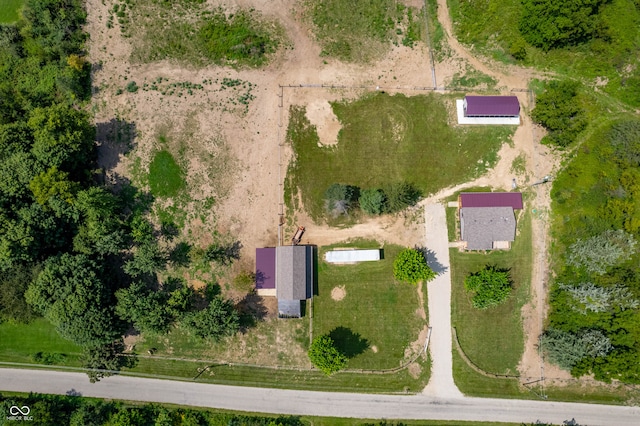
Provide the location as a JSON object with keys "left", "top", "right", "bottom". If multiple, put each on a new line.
{"left": 1, "top": 368, "right": 639, "bottom": 425}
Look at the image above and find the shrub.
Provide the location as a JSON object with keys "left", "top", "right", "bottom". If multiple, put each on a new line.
{"left": 181, "top": 296, "right": 240, "bottom": 340}
{"left": 126, "top": 81, "right": 138, "bottom": 93}
{"left": 359, "top": 188, "right": 386, "bottom": 215}
{"left": 541, "top": 328, "right": 612, "bottom": 371}
{"left": 531, "top": 80, "right": 587, "bottom": 147}
{"left": 308, "top": 335, "right": 347, "bottom": 375}
{"left": 463, "top": 264, "right": 512, "bottom": 309}
{"left": 393, "top": 248, "right": 436, "bottom": 285}
{"left": 382, "top": 181, "right": 421, "bottom": 213}
{"left": 324, "top": 183, "right": 360, "bottom": 216}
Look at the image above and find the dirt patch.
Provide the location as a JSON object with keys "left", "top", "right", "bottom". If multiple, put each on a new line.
{"left": 305, "top": 99, "right": 341, "bottom": 146}
{"left": 371, "top": 345, "right": 379, "bottom": 353}
{"left": 407, "top": 362, "right": 422, "bottom": 379}
{"left": 331, "top": 285, "right": 346, "bottom": 301}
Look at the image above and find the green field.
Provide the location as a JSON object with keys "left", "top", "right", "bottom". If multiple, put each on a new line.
{"left": 0, "top": 319, "right": 82, "bottom": 365}
{"left": 148, "top": 150, "right": 186, "bottom": 198}
{"left": 286, "top": 92, "right": 513, "bottom": 223}
{"left": 0, "top": 0, "right": 23, "bottom": 24}
{"left": 313, "top": 241, "right": 427, "bottom": 370}
{"left": 450, "top": 209, "right": 532, "bottom": 375}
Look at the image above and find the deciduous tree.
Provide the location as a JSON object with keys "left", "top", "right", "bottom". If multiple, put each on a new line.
{"left": 308, "top": 335, "right": 348, "bottom": 375}
{"left": 463, "top": 265, "right": 512, "bottom": 309}
{"left": 393, "top": 248, "right": 436, "bottom": 285}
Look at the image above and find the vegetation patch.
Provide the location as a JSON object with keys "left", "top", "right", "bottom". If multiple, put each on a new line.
{"left": 148, "top": 150, "right": 185, "bottom": 198}
{"left": 313, "top": 241, "right": 426, "bottom": 370}
{"left": 463, "top": 265, "right": 513, "bottom": 309}
{"left": 450, "top": 212, "right": 532, "bottom": 375}
{"left": 0, "top": 0, "right": 23, "bottom": 24}
{"left": 118, "top": 1, "right": 284, "bottom": 68}
{"left": 547, "top": 117, "right": 640, "bottom": 384}
{"left": 304, "top": 0, "right": 424, "bottom": 62}
{"left": 447, "top": 0, "right": 640, "bottom": 107}
{"left": 286, "top": 92, "right": 513, "bottom": 224}
{"left": 393, "top": 248, "right": 436, "bottom": 285}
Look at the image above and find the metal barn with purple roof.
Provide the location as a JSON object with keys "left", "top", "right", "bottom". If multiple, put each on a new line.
{"left": 463, "top": 96, "right": 520, "bottom": 118}
{"left": 460, "top": 192, "right": 523, "bottom": 209}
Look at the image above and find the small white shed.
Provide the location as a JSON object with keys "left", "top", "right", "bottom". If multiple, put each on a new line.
{"left": 325, "top": 249, "right": 381, "bottom": 264}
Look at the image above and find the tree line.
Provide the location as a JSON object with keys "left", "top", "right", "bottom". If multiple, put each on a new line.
{"left": 0, "top": 0, "right": 243, "bottom": 382}
{"left": 544, "top": 119, "right": 640, "bottom": 383}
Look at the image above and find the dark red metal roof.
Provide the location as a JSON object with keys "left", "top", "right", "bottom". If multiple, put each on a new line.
{"left": 460, "top": 192, "right": 523, "bottom": 209}
{"left": 464, "top": 96, "right": 520, "bottom": 116}
{"left": 256, "top": 248, "right": 276, "bottom": 289}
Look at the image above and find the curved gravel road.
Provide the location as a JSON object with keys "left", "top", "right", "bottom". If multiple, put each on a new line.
{"left": 1, "top": 368, "right": 639, "bottom": 425}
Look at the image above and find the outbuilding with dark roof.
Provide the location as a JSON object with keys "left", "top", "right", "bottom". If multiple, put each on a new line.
{"left": 463, "top": 96, "right": 520, "bottom": 117}
{"left": 460, "top": 192, "right": 523, "bottom": 209}
{"left": 255, "top": 245, "right": 313, "bottom": 317}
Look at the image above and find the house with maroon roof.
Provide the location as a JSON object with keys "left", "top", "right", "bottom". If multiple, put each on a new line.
{"left": 255, "top": 245, "right": 313, "bottom": 318}
{"left": 458, "top": 192, "right": 523, "bottom": 250}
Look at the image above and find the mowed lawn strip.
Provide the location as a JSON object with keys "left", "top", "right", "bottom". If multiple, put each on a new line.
{"left": 0, "top": 318, "right": 82, "bottom": 365}
{"left": 450, "top": 211, "right": 532, "bottom": 375}
{"left": 286, "top": 92, "right": 513, "bottom": 222}
{"left": 313, "top": 241, "right": 426, "bottom": 370}
{"left": 128, "top": 356, "right": 429, "bottom": 393}
{"left": 0, "top": 0, "right": 23, "bottom": 24}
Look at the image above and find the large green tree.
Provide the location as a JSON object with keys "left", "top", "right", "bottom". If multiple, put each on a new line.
{"left": 531, "top": 80, "right": 587, "bottom": 147}
{"left": 25, "top": 253, "right": 122, "bottom": 346}
{"left": 393, "top": 248, "right": 436, "bottom": 285}
{"left": 181, "top": 296, "right": 239, "bottom": 341}
{"left": 519, "top": 0, "right": 609, "bottom": 51}
{"left": 115, "top": 282, "right": 172, "bottom": 334}
{"left": 308, "top": 335, "right": 348, "bottom": 375}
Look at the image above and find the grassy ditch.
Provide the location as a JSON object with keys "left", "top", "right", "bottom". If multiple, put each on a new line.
{"left": 286, "top": 92, "right": 513, "bottom": 224}
{"left": 313, "top": 240, "right": 427, "bottom": 371}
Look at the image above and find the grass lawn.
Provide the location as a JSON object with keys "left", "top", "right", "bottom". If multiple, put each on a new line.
{"left": 0, "top": 319, "right": 82, "bottom": 366}
{"left": 148, "top": 150, "right": 186, "bottom": 198}
{"left": 286, "top": 92, "right": 513, "bottom": 223}
{"left": 450, "top": 211, "right": 532, "bottom": 375}
{"left": 127, "top": 356, "right": 429, "bottom": 393}
{"left": 313, "top": 240, "right": 426, "bottom": 370}
{"left": 0, "top": 0, "right": 23, "bottom": 24}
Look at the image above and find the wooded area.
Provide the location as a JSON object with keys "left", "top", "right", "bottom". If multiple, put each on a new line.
{"left": 0, "top": 0, "right": 242, "bottom": 382}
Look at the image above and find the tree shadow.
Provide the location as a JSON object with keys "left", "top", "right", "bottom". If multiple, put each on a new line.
{"left": 415, "top": 246, "right": 448, "bottom": 275}
{"left": 169, "top": 242, "right": 191, "bottom": 267}
{"left": 328, "top": 326, "right": 369, "bottom": 359}
{"left": 96, "top": 119, "right": 137, "bottom": 172}
{"left": 236, "top": 292, "right": 268, "bottom": 332}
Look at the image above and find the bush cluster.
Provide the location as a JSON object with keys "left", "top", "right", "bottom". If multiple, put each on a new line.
{"left": 324, "top": 182, "right": 421, "bottom": 217}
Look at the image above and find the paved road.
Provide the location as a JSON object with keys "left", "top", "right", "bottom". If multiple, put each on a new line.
{"left": 1, "top": 368, "right": 639, "bottom": 425}
{"left": 422, "top": 203, "right": 463, "bottom": 398}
